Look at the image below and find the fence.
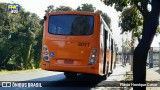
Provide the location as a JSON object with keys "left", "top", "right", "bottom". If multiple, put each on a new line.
{"left": 116, "top": 47, "right": 160, "bottom": 67}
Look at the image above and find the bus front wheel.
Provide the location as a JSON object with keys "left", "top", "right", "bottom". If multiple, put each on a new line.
{"left": 64, "top": 72, "right": 77, "bottom": 79}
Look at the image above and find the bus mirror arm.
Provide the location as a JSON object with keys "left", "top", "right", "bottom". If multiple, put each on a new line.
{"left": 44, "top": 16, "right": 47, "bottom": 21}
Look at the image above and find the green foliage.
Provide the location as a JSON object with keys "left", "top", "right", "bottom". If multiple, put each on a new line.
{"left": 0, "top": 2, "right": 112, "bottom": 70}
{"left": 103, "top": 0, "right": 150, "bottom": 14}
{"left": 76, "top": 4, "right": 96, "bottom": 12}
{"left": 103, "top": 0, "right": 160, "bottom": 88}
{"left": 55, "top": 6, "right": 73, "bottom": 11}
{"left": 0, "top": 3, "right": 42, "bottom": 70}
{"left": 119, "top": 6, "right": 143, "bottom": 38}
{"left": 45, "top": 5, "right": 73, "bottom": 13}
{"left": 103, "top": 0, "right": 159, "bottom": 41}
{"left": 122, "top": 38, "right": 131, "bottom": 52}
{"left": 45, "top": 5, "right": 55, "bottom": 13}
{"left": 45, "top": 4, "right": 111, "bottom": 29}
{"left": 76, "top": 4, "right": 111, "bottom": 29}
{"left": 103, "top": 0, "right": 130, "bottom": 11}
{"left": 96, "top": 10, "right": 111, "bottom": 29}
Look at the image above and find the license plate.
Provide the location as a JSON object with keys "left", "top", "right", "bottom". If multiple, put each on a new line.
{"left": 64, "top": 60, "right": 73, "bottom": 64}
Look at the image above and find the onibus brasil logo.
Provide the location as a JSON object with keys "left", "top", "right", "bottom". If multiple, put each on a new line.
{"left": 6, "top": 4, "right": 20, "bottom": 14}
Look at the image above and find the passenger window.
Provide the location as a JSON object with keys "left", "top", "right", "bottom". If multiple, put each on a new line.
{"left": 106, "top": 30, "right": 108, "bottom": 48}
{"left": 100, "top": 23, "right": 103, "bottom": 35}
{"left": 107, "top": 34, "right": 110, "bottom": 49}
{"left": 109, "top": 35, "right": 111, "bottom": 49}
{"left": 48, "top": 15, "right": 94, "bottom": 35}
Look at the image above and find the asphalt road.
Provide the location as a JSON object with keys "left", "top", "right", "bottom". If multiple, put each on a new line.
{"left": 0, "top": 64, "right": 130, "bottom": 90}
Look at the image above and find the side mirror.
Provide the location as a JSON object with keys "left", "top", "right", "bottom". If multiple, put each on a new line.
{"left": 40, "top": 16, "right": 47, "bottom": 25}
{"left": 44, "top": 16, "right": 47, "bottom": 21}
{"left": 40, "top": 19, "right": 44, "bottom": 25}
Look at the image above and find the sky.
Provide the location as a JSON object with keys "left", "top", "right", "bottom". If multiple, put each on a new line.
{"left": 0, "top": 0, "right": 160, "bottom": 48}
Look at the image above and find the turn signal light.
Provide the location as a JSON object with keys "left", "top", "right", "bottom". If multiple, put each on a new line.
{"left": 43, "top": 45, "right": 49, "bottom": 61}
{"left": 89, "top": 48, "right": 97, "bottom": 64}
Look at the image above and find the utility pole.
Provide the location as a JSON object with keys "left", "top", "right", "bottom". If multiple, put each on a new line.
{"left": 149, "top": 47, "right": 153, "bottom": 68}
{"left": 122, "top": 35, "right": 124, "bottom": 66}
{"left": 130, "top": 43, "right": 134, "bottom": 71}
{"left": 130, "top": 32, "right": 134, "bottom": 71}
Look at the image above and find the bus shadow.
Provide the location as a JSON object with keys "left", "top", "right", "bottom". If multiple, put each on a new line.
{"left": 0, "top": 71, "right": 129, "bottom": 90}
{"left": 25, "top": 73, "right": 104, "bottom": 90}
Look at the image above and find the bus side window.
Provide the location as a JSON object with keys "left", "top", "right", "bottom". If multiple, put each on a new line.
{"left": 107, "top": 33, "right": 109, "bottom": 49}
{"left": 111, "top": 39, "right": 113, "bottom": 51}
{"left": 114, "top": 41, "right": 116, "bottom": 52}
{"left": 109, "top": 34, "right": 111, "bottom": 49}
{"left": 103, "top": 24, "right": 108, "bottom": 51}
{"left": 100, "top": 23, "right": 103, "bottom": 35}
{"left": 106, "top": 29, "right": 108, "bottom": 49}
{"left": 108, "top": 34, "right": 110, "bottom": 49}
{"left": 109, "top": 36, "right": 111, "bottom": 49}
{"left": 100, "top": 23, "right": 104, "bottom": 47}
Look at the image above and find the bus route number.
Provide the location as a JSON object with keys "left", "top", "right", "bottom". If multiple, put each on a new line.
{"left": 78, "top": 42, "right": 90, "bottom": 47}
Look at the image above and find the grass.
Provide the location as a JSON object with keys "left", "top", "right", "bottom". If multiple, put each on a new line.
{"left": 0, "top": 68, "right": 41, "bottom": 75}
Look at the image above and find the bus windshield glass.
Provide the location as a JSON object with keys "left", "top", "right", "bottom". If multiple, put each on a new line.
{"left": 48, "top": 15, "right": 94, "bottom": 35}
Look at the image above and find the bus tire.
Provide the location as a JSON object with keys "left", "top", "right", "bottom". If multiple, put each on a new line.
{"left": 101, "top": 74, "right": 108, "bottom": 80}
{"left": 64, "top": 72, "right": 77, "bottom": 79}
{"left": 102, "top": 63, "right": 109, "bottom": 80}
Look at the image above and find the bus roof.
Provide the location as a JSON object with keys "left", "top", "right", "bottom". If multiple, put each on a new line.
{"left": 46, "top": 11, "right": 100, "bottom": 16}
{"left": 100, "top": 15, "right": 115, "bottom": 42}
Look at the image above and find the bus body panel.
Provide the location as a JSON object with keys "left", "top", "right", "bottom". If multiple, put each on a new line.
{"left": 41, "top": 11, "right": 116, "bottom": 76}
{"left": 106, "top": 50, "right": 111, "bottom": 73}
{"left": 41, "top": 12, "right": 102, "bottom": 75}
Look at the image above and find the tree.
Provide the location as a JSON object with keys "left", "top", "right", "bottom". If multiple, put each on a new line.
{"left": 55, "top": 6, "right": 73, "bottom": 11}
{"left": 33, "top": 16, "right": 43, "bottom": 69}
{"left": 0, "top": 3, "right": 22, "bottom": 66}
{"left": 45, "top": 5, "right": 73, "bottom": 13}
{"left": 77, "top": 3, "right": 96, "bottom": 12}
{"left": 102, "top": 0, "right": 160, "bottom": 90}
{"left": 96, "top": 10, "right": 111, "bottom": 29}
{"left": 0, "top": 3, "right": 42, "bottom": 70}
{"left": 76, "top": 4, "right": 111, "bottom": 29}
{"left": 45, "top": 4, "right": 111, "bottom": 29}
{"left": 45, "top": 5, "right": 55, "bottom": 13}
{"left": 122, "top": 38, "right": 131, "bottom": 66}
{"left": 119, "top": 6, "right": 143, "bottom": 42}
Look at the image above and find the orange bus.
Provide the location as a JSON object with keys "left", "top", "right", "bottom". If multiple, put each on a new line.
{"left": 41, "top": 11, "right": 117, "bottom": 79}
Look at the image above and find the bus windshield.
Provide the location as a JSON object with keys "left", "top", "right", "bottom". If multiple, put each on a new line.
{"left": 48, "top": 15, "right": 94, "bottom": 35}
